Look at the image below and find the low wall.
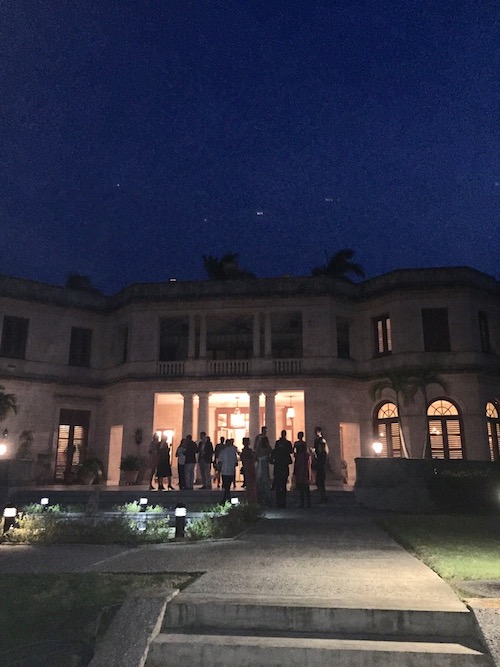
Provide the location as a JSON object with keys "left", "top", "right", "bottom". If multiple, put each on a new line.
{"left": 354, "top": 458, "right": 500, "bottom": 513}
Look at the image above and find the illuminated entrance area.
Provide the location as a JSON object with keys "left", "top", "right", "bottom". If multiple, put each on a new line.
{"left": 153, "top": 390, "right": 305, "bottom": 449}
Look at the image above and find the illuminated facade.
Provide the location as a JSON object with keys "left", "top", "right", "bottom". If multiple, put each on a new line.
{"left": 0, "top": 266, "right": 498, "bottom": 485}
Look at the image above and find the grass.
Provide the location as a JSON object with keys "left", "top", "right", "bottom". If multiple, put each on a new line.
{"left": 0, "top": 572, "right": 194, "bottom": 666}
{"left": 378, "top": 513, "right": 500, "bottom": 581}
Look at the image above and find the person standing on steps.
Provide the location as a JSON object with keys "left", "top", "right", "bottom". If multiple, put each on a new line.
{"left": 313, "top": 426, "right": 329, "bottom": 503}
{"left": 175, "top": 438, "right": 186, "bottom": 489}
{"left": 271, "top": 430, "right": 293, "bottom": 509}
{"left": 218, "top": 437, "right": 238, "bottom": 504}
{"left": 156, "top": 438, "right": 174, "bottom": 490}
{"left": 240, "top": 437, "right": 257, "bottom": 503}
{"left": 183, "top": 434, "right": 198, "bottom": 490}
{"left": 147, "top": 433, "right": 160, "bottom": 490}
{"left": 293, "top": 431, "right": 311, "bottom": 508}
{"left": 198, "top": 432, "right": 214, "bottom": 489}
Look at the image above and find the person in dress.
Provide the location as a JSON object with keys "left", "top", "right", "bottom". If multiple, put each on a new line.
{"left": 313, "top": 426, "right": 329, "bottom": 503}
{"left": 255, "top": 434, "right": 272, "bottom": 506}
{"left": 271, "top": 430, "right": 293, "bottom": 508}
{"left": 156, "top": 439, "right": 174, "bottom": 490}
{"left": 293, "top": 432, "right": 312, "bottom": 508}
{"left": 240, "top": 437, "right": 257, "bottom": 503}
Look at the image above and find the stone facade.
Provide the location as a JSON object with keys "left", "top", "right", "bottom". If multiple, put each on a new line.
{"left": 0, "top": 267, "right": 498, "bottom": 485}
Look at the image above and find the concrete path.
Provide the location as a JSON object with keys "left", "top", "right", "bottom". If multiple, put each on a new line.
{"left": 0, "top": 503, "right": 495, "bottom": 665}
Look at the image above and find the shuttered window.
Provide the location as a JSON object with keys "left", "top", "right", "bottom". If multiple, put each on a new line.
{"left": 428, "top": 400, "right": 464, "bottom": 459}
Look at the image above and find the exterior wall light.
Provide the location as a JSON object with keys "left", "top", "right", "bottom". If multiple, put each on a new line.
{"left": 175, "top": 503, "right": 187, "bottom": 539}
{"left": 372, "top": 441, "right": 383, "bottom": 457}
{"left": 3, "top": 504, "right": 17, "bottom": 533}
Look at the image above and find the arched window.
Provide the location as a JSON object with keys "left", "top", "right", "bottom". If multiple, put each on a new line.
{"left": 486, "top": 402, "right": 500, "bottom": 461}
{"left": 374, "top": 402, "right": 402, "bottom": 457}
{"left": 427, "top": 400, "right": 464, "bottom": 459}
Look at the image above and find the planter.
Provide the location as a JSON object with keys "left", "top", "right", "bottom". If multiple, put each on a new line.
{"left": 121, "top": 470, "right": 139, "bottom": 485}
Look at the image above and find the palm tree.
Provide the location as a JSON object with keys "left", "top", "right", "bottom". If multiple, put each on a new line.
{"left": 312, "top": 248, "right": 365, "bottom": 281}
{"left": 202, "top": 253, "right": 255, "bottom": 281}
{"left": 0, "top": 385, "right": 17, "bottom": 422}
{"left": 65, "top": 273, "right": 101, "bottom": 294}
{"left": 370, "top": 367, "right": 448, "bottom": 458}
{"left": 410, "top": 367, "right": 448, "bottom": 458}
{"left": 370, "top": 370, "right": 415, "bottom": 458}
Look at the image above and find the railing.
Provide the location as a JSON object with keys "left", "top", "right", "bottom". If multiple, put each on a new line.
{"left": 208, "top": 360, "right": 250, "bottom": 376}
{"left": 273, "top": 358, "right": 303, "bottom": 374}
{"left": 158, "top": 361, "right": 185, "bottom": 376}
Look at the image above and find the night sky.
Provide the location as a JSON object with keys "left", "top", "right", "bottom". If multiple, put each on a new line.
{"left": 2, "top": 1, "right": 498, "bottom": 294}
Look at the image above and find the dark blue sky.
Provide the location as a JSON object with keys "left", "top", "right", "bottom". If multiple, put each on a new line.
{"left": 2, "top": 1, "right": 498, "bottom": 293}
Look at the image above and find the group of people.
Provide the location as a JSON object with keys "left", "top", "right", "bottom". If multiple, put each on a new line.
{"left": 147, "top": 426, "right": 329, "bottom": 509}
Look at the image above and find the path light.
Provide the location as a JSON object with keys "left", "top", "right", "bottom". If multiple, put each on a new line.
{"left": 231, "top": 497, "right": 240, "bottom": 507}
{"left": 2, "top": 504, "right": 17, "bottom": 533}
{"left": 175, "top": 503, "right": 186, "bottom": 539}
{"left": 40, "top": 497, "right": 49, "bottom": 511}
{"left": 372, "top": 441, "right": 383, "bottom": 457}
{"left": 139, "top": 497, "right": 148, "bottom": 512}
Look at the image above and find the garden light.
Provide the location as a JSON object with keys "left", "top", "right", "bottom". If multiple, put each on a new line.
{"left": 3, "top": 504, "right": 17, "bottom": 533}
{"left": 231, "top": 497, "right": 240, "bottom": 506}
{"left": 139, "top": 497, "right": 148, "bottom": 512}
{"left": 175, "top": 503, "right": 186, "bottom": 539}
{"left": 372, "top": 441, "right": 383, "bottom": 457}
{"left": 40, "top": 497, "right": 49, "bottom": 510}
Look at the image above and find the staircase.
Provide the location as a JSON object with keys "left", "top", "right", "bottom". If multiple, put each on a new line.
{"left": 146, "top": 593, "right": 492, "bottom": 666}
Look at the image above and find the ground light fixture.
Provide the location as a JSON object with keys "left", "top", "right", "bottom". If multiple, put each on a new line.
{"left": 231, "top": 497, "right": 240, "bottom": 507}
{"left": 139, "top": 497, "right": 148, "bottom": 512}
{"left": 175, "top": 503, "right": 187, "bottom": 539}
{"left": 372, "top": 441, "right": 383, "bottom": 457}
{"left": 40, "top": 497, "right": 49, "bottom": 510}
{"left": 2, "top": 504, "right": 17, "bottom": 533}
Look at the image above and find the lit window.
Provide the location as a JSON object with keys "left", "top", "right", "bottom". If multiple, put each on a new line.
{"left": 374, "top": 402, "right": 401, "bottom": 457}
{"left": 486, "top": 402, "right": 500, "bottom": 461}
{"left": 427, "top": 400, "right": 463, "bottom": 459}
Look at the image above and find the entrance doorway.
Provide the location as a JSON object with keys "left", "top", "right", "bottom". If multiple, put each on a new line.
{"left": 54, "top": 409, "right": 90, "bottom": 483}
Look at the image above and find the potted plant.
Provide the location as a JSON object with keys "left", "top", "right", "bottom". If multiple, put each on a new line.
{"left": 120, "top": 454, "right": 142, "bottom": 485}
{"left": 77, "top": 457, "right": 105, "bottom": 485}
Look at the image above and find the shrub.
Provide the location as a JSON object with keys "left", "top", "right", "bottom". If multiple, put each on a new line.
{"left": 119, "top": 455, "right": 143, "bottom": 471}
{"left": 186, "top": 502, "right": 264, "bottom": 540}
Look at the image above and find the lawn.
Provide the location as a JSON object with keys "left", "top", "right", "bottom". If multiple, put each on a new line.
{"left": 378, "top": 513, "right": 500, "bottom": 581}
{"left": 0, "top": 572, "right": 194, "bottom": 667}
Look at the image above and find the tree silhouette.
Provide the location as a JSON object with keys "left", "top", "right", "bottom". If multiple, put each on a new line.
{"left": 203, "top": 253, "right": 255, "bottom": 280}
{"left": 370, "top": 367, "right": 448, "bottom": 458}
{"left": 65, "top": 273, "right": 101, "bottom": 294}
{"left": 312, "top": 248, "right": 365, "bottom": 281}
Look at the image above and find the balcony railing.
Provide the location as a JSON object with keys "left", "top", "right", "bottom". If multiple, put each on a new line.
{"left": 208, "top": 360, "right": 250, "bottom": 376}
{"left": 273, "top": 358, "right": 303, "bottom": 374}
{"left": 158, "top": 361, "right": 185, "bottom": 376}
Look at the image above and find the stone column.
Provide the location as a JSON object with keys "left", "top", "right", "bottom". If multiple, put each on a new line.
{"left": 181, "top": 392, "right": 194, "bottom": 438}
{"left": 197, "top": 391, "right": 209, "bottom": 438}
{"left": 264, "top": 312, "right": 272, "bottom": 358}
{"left": 199, "top": 314, "right": 207, "bottom": 359}
{"left": 249, "top": 391, "right": 261, "bottom": 442}
{"left": 188, "top": 313, "right": 196, "bottom": 359}
{"left": 253, "top": 313, "right": 261, "bottom": 358}
{"left": 264, "top": 391, "right": 276, "bottom": 444}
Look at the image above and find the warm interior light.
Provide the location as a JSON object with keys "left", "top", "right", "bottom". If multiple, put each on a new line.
{"left": 372, "top": 441, "right": 383, "bottom": 456}
{"left": 0, "top": 444, "right": 7, "bottom": 456}
{"left": 230, "top": 397, "right": 245, "bottom": 428}
{"left": 286, "top": 395, "right": 295, "bottom": 419}
{"left": 163, "top": 429, "right": 174, "bottom": 444}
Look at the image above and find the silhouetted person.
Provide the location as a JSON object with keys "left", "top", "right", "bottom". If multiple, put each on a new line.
{"left": 271, "top": 430, "right": 293, "bottom": 508}
{"left": 313, "top": 426, "right": 329, "bottom": 503}
{"left": 294, "top": 432, "right": 311, "bottom": 508}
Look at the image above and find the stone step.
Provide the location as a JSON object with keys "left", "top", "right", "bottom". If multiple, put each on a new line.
{"left": 163, "top": 594, "right": 478, "bottom": 641}
{"left": 146, "top": 632, "right": 491, "bottom": 667}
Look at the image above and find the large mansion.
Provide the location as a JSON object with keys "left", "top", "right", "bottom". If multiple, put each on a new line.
{"left": 0, "top": 266, "right": 499, "bottom": 486}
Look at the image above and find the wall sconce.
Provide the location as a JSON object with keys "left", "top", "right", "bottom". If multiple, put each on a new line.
{"left": 2, "top": 429, "right": 8, "bottom": 439}
{"left": 372, "top": 441, "right": 383, "bottom": 457}
{"left": 286, "top": 396, "right": 295, "bottom": 420}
